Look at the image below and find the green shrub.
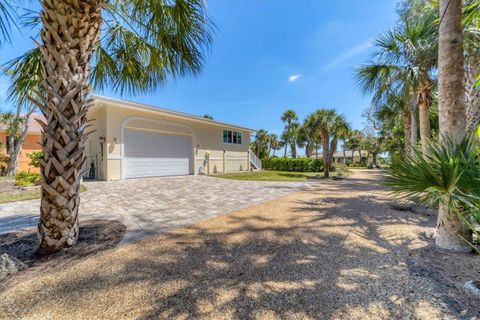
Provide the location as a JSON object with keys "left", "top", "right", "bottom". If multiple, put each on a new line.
{"left": 262, "top": 158, "right": 323, "bottom": 172}
{"left": 15, "top": 171, "right": 41, "bottom": 187}
{"left": 27, "top": 151, "right": 43, "bottom": 168}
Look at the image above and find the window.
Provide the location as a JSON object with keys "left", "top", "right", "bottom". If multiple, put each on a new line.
{"left": 223, "top": 130, "right": 242, "bottom": 144}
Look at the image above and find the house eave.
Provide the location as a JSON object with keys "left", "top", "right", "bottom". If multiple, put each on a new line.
{"left": 91, "top": 95, "right": 256, "bottom": 133}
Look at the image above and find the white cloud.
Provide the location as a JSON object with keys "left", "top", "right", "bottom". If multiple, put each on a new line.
{"left": 325, "top": 41, "right": 372, "bottom": 69}
{"left": 288, "top": 74, "right": 301, "bottom": 82}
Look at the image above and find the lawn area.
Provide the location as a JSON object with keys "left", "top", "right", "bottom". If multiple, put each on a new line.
{"left": 212, "top": 169, "right": 349, "bottom": 182}
{"left": 0, "top": 185, "right": 87, "bottom": 204}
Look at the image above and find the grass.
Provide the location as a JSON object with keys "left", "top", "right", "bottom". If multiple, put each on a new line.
{"left": 213, "top": 169, "right": 349, "bottom": 182}
{"left": 0, "top": 185, "right": 87, "bottom": 204}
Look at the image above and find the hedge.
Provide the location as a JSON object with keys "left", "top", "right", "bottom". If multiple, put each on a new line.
{"left": 262, "top": 157, "right": 323, "bottom": 172}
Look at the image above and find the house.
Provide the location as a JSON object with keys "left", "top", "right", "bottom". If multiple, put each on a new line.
{"left": 1, "top": 97, "right": 257, "bottom": 179}
{"left": 0, "top": 114, "right": 43, "bottom": 173}
{"left": 310, "top": 150, "right": 369, "bottom": 163}
{"left": 86, "top": 96, "right": 256, "bottom": 180}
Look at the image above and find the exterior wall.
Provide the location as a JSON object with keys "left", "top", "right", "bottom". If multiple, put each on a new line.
{"left": 0, "top": 132, "right": 42, "bottom": 173}
{"left": 90, "top": 101, "right": 251, "bottom": 180}
{"left": 85, "top": 107, "right": 107, "bottom": 180}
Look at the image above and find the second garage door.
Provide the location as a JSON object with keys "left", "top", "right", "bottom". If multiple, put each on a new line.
{"left": 124, "top": 129, "right": 192, "bottom": 178}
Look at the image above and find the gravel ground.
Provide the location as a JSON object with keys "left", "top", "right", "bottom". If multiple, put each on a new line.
{"left": 0, "top": 169, "right": 478, "bottom": 319}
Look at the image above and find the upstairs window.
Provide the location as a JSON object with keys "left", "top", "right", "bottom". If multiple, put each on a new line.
{"left": 223, "top": 130, "right": 242, "bottom": 144}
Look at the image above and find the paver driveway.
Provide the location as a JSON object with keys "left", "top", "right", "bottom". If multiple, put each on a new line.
{"left": 0, "top": 175, "right": 311, "bottom": 243}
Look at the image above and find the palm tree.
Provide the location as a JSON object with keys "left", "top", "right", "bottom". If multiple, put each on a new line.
{"left": 386, "top": 136, "right": 478, "bottom": 252}
{"left": 0, "top": 0, "right": 16, "bottom": 47}
{"left": 356, "top": 13, "right": 437, "bottom": 155}
{"left": 310, "top": 109, "right": 349, "bottom": 178}
{"left": 288, "top": 122, "right": 299, "bottom": 158}
{"left": 6, "top": 0, "right": 213, "bottom": 255}
{"left": 297, "top": 114, "right": 321, "bottom": 158}
{"left": 280, "top": 109, "right": 298, "bottom": 157}
{"left": 254, "top": 129, "right": 269, "bottom": 159}
{"left": 464, "top": 0, "right": 480, "bottom": 131}
{"left": 345, "top": 129, "right": 361, "bottom": 163}
{"left": 436, "top": 0, "right": 472, "bottom": 252}
{"left": 267, "top": 133, "right": 278, "bottom": 157}
{"left": 328, "top": 114, "right": 350, "bottom": 166}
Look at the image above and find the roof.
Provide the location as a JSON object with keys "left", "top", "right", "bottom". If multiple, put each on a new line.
{"left": 92, "top": 95, "right": 256, "bottom": 133}
{"left": 0, "top": 114, "right": 44, "bottom": 134}
{"left": 311, "top": 150, "right": 369, "bottom": 158}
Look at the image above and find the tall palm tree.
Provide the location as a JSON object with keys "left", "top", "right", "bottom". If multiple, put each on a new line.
{"left": 280, "top": 109, "right": 298, "bottom": 157}
{"left": 436, "top": 0, "right": 472, "bottom": 252}
{"left": 464, "top": 0, "right": 480, "bottom": 130}
{"left": 7, "top": 0, "right": 213, "bottom": 255}
{"left": 310, "top": 109, "right": 349, "bottom": 178}
{"left": 356, "top": 13, "right": 438, "bottom": 155}
{"left": 297, "top": 113, "right": 322, "bottom": 158}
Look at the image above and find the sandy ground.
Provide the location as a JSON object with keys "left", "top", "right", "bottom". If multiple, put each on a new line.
{"left": 0, "top": 169, "right": 478, "bottom": 319}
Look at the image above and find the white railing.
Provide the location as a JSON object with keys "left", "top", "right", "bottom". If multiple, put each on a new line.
{"left": 249, "top": 149, "right": 262, "bottom": 170}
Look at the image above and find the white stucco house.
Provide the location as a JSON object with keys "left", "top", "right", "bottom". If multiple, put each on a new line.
{"left": 85, "top": 96, "right": 259, "bottom": 180}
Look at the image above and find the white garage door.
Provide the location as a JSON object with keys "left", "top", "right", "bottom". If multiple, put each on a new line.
{"left": 124, "top": 129, "right": 192, "bottom": 178}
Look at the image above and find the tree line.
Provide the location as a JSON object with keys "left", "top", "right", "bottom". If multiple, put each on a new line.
{"left": 252, "top": 109, "right": 384, "bottom": 178}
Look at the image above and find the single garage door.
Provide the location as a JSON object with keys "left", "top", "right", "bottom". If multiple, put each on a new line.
{"left": 124, "top": 129, "right": 192, "bottom": 178}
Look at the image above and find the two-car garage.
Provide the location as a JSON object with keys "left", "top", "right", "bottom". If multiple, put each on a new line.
{"left": 123, "top": 128, "right": 193, "bottom": 179}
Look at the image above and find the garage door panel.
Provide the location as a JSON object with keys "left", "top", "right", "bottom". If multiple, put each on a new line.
{"left": 124, "top": 129, "right": 192, "bottom": 178}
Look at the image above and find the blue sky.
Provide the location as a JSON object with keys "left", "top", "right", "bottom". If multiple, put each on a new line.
{"left": 0, "top": 0, "right": 400, "bottom": 136}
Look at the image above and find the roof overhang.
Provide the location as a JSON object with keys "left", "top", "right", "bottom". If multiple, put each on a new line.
{"left": 91, "top": 95, "right": 256, "bottom": 133}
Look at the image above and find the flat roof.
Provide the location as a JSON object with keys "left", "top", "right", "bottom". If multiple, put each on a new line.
{"left": 92, "top": 95, "right": 256, "bottom": 132}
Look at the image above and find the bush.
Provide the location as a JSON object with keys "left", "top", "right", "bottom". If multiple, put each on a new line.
{"left": 262, "top": 157, "right": 323, "bottom": 172}
{"left": 27, "top": 151, "right": 43, "bottom": 168}
{"left": 15, "top": 171, "right": 41, "bottom": 187}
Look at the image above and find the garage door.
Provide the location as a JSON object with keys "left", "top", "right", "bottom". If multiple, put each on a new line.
{"left": 124, "top": 129, "right": 192, "bottom": 178}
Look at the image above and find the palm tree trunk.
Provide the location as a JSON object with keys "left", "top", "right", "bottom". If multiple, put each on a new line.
{"left": 409, "top": 93, "right": 418, "bottom": 155}
{"left": 437, "top": 0, "right": 471, "bottom": 252}
{"left": 290, "top": 142, "right": 297, "bottom": 158}
{"left": 465, "top": 56, "right": 480, "bottom": 131}
{"left": 322, "top": 133, "right": 330, "bottom": 178}
{"left": 403, "top": 109, "right": 412, "bottom": 155}
{"left": 35, "top": 0, "right": 103, "bottom": 255}
{"left": 351, "top": 150, "right": 355, "bottom": 164}
{"left": 342, "top": 143, "right": 346, "bottom": 165}
{"left": 418, "top": 88, "right": 431, "bottom": 155}
{"left": 328, "top": 137, "right": 337, "bottom": 169}
{"left": 305, "top": 141, "right": 311, "bottom": 158}
{"left": 284, "top": 122, "right": 290, "bottom": 157}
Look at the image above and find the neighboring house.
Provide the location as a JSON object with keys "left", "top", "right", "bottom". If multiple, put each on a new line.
{"left": 86, "top": 96, "right": 256, "bottom": 180}
{"left": 0, "top": 114, "right": 43, "bottom": 173}
{"left": 310, "top": 150, "right": 369, "bottom": 163}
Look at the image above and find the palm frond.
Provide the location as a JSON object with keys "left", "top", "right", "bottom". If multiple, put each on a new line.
{"left": 3, "top": 48, "right": 43, "bottom": 108}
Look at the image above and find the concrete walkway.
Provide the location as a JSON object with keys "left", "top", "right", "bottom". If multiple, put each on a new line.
{"left": 0, "top": 175, "right": 311, "bottom": 243}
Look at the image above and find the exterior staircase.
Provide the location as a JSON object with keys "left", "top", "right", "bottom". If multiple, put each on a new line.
{"left": 249, "top": 149, "right": 262, "bottom": 170}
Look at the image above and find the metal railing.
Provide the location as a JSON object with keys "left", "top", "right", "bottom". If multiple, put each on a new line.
{"left": 249, "top": 149, "right": 262, "bottom": 170}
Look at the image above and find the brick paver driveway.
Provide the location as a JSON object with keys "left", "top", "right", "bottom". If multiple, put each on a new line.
{"left": 0, "top": 176, "right": 311, "bottom": 243}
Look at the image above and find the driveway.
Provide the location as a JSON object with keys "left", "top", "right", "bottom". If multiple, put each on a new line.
{"left": 0, "top": 175, "right": 311, "bottom": 243}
